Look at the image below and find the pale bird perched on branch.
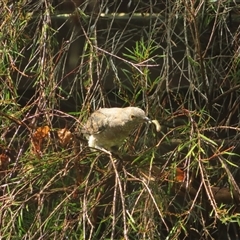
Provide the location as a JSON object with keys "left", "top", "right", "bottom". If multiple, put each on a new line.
{"left": 83, "top": 107, "right": 153, "bottom": 152}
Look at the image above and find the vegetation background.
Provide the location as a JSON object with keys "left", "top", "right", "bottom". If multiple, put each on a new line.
{"left": 1, "top": 0, "right": 240, "bottom": 239}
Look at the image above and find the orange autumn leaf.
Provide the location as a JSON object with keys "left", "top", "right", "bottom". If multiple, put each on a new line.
{"left": 0, "top": 154, "right": 10, "bottom": 178}
{"left": 32, "top": 126, "right": 50, "bottom": 155}
{"left": 175, "top": 168, "right": 185, "bottom": 182}
{"left": 0, "top": 154, "right": 10, "bottom": 171}
{"left": 32, "top": 126, "right": 50, "bottom": 140}
{"left": 57, "top": 128, "right": 73, "bottom": 147}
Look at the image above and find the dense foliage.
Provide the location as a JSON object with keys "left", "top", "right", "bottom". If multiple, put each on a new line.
{"left": 1, "top": 0, "right": 240, "bottom": 239}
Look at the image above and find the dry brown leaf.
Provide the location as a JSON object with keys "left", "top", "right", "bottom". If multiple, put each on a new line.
{"left": 32, "top": 126, "right": 50, "bottom": 155}
{"left": 57, "top": 128, "right": 73, "bottom": 147}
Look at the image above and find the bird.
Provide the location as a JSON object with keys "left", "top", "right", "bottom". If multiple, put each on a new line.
{"left": 83, "top": 107, "right": 151, "bottom": 152}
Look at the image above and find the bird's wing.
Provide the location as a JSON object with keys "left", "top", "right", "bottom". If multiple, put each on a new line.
{"left": 85, "top": 110, "right": 109, "bottom": 135}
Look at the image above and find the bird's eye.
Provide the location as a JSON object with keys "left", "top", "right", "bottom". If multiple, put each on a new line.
{"left": 131, "top": 115, "right": 135, "bottom": 119}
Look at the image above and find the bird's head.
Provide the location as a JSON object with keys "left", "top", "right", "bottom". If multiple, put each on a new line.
{"left": 126, "top": 107, "right": 151, "bottom": 124}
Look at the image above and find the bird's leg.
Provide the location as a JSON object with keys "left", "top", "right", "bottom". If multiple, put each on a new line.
{"left": 99, "top": 147, "right": 112, "bottom": 156}
{"left": 88, "top": 145, "right": 112, "bottom": 155}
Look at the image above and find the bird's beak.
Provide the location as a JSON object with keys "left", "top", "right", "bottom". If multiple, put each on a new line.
{"left": 144, "top": 117, "right": 151, "bottom": 123}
